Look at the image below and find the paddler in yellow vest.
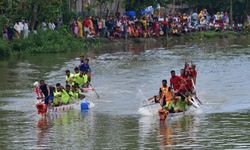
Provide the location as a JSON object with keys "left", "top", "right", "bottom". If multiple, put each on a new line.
{"left": 61, "top": 84, "right": 74, "bottom": 104}
{"left": 74, "top": 71, "right": 88, "bottom": 88}
{"left": 74, "top": 67, "right": 80, "bottom": 77}
{"left": 71, "top": 84, "right": 86, "bottom": 100}
{"left": 53, "top": 83, "right": 63, "bottom": 106}
{"left": 65, "top": 70, "right": 74, "bottom": 86}
{"left": 158, "top": 80, "right": 174, "bottom": 120}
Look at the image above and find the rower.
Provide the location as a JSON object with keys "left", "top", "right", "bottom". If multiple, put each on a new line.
{"left": 74, "top": 71, "right": 88, "bottom": 88}
{"left": 170, "top": 70, "right": 181, "bottom": 94}
{"left": 159, "top": 80, "right": 175, "bottom": 111}
{"left": 39, "top": 80, "right": 52, "bottom": 113}
{"left": 79, "top": 57, "right": 87, "bottom": 73}
{"left": 181, "top": 68, "right": 193, "bottom": 94}
{"left": 53, "top": 83, "right": 63, "bottom": 106}
{"left": 79, "top": 55, "right": 85, "bottom": 65}
{"left": 74, "top": 67, "right": 80, "bottom": 77}
{"left": 158, "top": 80, "right": 174, "bottom": 120}
{"left": 174, "top": 69, "right": 187, "bottom": 100}
{"left": 84, "top": 58, "right": 92, "bottom": 82}
{"left": 34, "top": 81, "right": 43, "bottom": 100}
{"left": 72, "top": 84, "right": 85, "bottom": 100}
{"left": 61, "top": 84, "right": 74, "bottom": 105}
{"left": 184, "top": 62, "right": 191, "bottom": 73}
{"left": 65, "top": 70, "right": 74, "bottom": 86}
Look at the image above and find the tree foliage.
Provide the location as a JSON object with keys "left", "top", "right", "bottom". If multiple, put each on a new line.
{"left": 125, "top": 0, "right": 250, "bottom": 20}
{"left": 0, "top": 0, "right": 65, "bottom": 25}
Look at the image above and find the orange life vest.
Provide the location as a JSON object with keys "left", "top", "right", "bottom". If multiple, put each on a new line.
{"left": 161, "top": 86, "right": 173, "bottom": 101}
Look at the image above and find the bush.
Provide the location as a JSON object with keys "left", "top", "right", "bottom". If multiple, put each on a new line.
{"left": 3, "top": 27, "right": 102, "bottom": 56}
{"left": 0, "top": 39, "right": 10, "bottom": 57}
{"left": 0, "top": 15, "right": 9, "bottom": 37}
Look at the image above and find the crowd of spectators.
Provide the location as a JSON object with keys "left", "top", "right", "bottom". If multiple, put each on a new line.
{"left": 2, "top": 9, "right": 250, "bottom": 41}
{"left": 2, "top": 20, "right": 59, "bottom": 41}
{"left": 70, "top": 9, "right": 247, "bottom": 39}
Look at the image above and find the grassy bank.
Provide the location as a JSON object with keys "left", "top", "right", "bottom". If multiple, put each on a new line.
{"left": 182, "top": 31, "right": 250, "bottom": 40}
{"left": 0, "top": 27, "right": 102, "bottom": 57}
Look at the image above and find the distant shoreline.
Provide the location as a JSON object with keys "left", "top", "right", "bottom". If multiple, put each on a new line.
{"left": 0, "top": 30, "right": 249, "bottom": 58}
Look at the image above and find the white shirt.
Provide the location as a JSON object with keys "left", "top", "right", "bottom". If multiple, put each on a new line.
{"left": 51, "top": 23, "right": 55, "bottom": 30}
{"left": 19, "top": 22, "right": 24, "bottom": 31}
{"left": 14, "top": 23, "right": 21, "bottom": 33}
{"left": 24, "top": 23, "right": 29, "bottom": 30}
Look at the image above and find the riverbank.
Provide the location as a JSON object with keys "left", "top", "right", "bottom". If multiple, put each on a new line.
{"left": 0, "top": 27, "right": 103, "bottom": 57}
{"left": 1, "top": 30, "right": 250, "bottom": 58}
{"left": 97, "top": 31, "right": 250, "bottom": 53}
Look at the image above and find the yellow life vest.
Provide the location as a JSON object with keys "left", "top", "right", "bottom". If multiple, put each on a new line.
{"left": 66, "top": 73, "right": 74, "bottom": 85}
{"left": 53, "top": 89, "right": 62, "bottom": 105}
{"left": 71, "top": 89, "right": 81, "bottom": 100}
{"left": 74, "top": 74, "right": 88, "bottom": 87}
{"left": 61, "top": 90, "right": 73, "bottom": 104}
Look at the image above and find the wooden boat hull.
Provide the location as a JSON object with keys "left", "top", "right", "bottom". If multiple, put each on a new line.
{"left": 36, "top": 100, "right": 94, "bottom": 116}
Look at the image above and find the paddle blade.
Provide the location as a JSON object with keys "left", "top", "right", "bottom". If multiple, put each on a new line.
{"left": 189, "top": 97, "right": 200, "bottom": 108}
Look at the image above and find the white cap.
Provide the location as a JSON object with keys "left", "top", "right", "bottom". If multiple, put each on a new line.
{"left": 33, "top": 81, "right": 39, "bottom": 87}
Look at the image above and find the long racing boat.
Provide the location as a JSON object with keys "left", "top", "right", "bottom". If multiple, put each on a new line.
{"left": 138, "top": 96, "right": 200, "bottom": 120}
{"left": 36, "top": 99, "right": 94, "bottom": 116}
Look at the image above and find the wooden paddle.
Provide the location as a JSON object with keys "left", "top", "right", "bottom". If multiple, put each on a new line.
{"left": 191, "top": 79, "right": 203, "bottom": 105}
{"left": 89, "top": 83, "right": 100, "bottom": 99}
{"left": 147, "top": 95, "right": 159, "bottom": 101}
{"left": 178, "top": 92, "right": 199, "bottom": 109}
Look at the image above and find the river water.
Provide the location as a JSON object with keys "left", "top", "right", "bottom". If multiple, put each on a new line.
{"left": 0, "top": 38, "right": 250, "bottom": 149}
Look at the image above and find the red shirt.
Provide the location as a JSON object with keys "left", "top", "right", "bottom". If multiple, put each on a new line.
{"left": 185, "top": 78, "right": 193, "bottom": 90}
{"left": 170, "top": 75, "right": 181, "bottom": 91}
{"left": 191, "top": 69, "right": 197, "bottom": 78}
{"left": 161, "top": 20, "right": 168, "bottom": 26}
{"left": 34, "top": 87, "right": 41, "bottom": 95}
{"left": 179, "top": 75, "right": 188, "bottom": 91}
{"left": 83, "top": 19, "right": 90, "bottom": 28}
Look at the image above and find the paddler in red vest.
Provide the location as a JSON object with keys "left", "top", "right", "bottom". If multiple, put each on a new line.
{"left": 170, "top": 70, "right": 181, "bottom": 94}
{"left": 170, "top": 70, "right": 182, "bottom": 104}
{"left": 177, "top": 69, "right": 189, "bottom": 99}
{"left": 184, "top": 69, "right": 194, "bottom": 93}
{"left": 158, "top": 80, "right": 174, "bottom": 120}
{"left": 184, "top": 62, "right": 191, "bottom": 73}
{"left": 178, "top": 69, "right": 195, "bottom": 107}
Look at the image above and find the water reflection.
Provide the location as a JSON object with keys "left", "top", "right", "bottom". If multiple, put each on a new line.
{"left": 36, "top": 117, "right": 53, "bottom": 149}
{"left": 138, "top": 114, "right": 201, "bottom": 149}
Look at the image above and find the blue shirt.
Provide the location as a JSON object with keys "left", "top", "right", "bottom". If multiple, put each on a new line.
{"left": 79, "top": 63, "right": 91, "bottom": 72}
